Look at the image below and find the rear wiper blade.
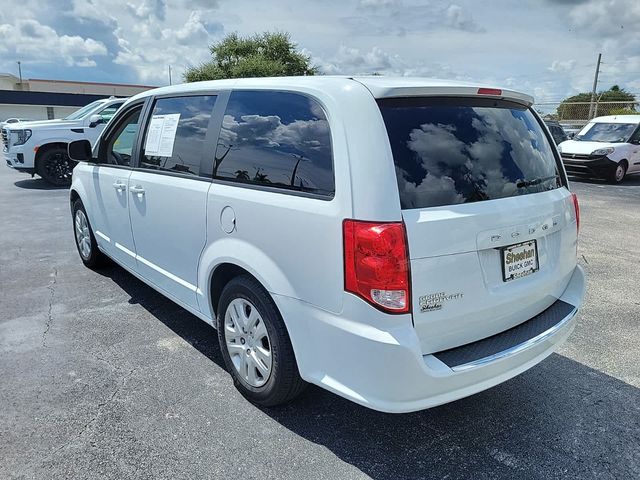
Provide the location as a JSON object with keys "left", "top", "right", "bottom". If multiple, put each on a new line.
{"left": 516, "top": 175, "right": 558, "bottom": 189}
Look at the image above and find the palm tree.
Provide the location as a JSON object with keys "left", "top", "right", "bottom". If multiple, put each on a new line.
{"left": 234, "top": 169, "right": 250, "bottom": 180}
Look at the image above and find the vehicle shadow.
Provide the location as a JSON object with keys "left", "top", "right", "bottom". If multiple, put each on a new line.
{"left": 100, "top": 264, "right": 639, "bottom": 480}
{"left": 569, "top": 175, "right": 640, "bottom": 187}
{"left": 13, "top": 178, "right": 68, "bottom": 190}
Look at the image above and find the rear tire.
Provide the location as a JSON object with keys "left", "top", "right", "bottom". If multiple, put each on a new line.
{"left": 607, "top": 161, "right": 627, "bottom": 184}
{"left": 72, "top": 199, "right": 108, "bottom": 269}
{"left": 217, "top": 275, "right": 307, "bottom": 407}
{"left": 37, "top": 146, "right": 76, "bottom": 186}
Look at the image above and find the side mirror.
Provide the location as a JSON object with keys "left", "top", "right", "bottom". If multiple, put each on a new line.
{"left": 88, "top": 114, "right": 102, "bottom": 128}
{"left": 68, "top": 140, "right": 93, "bottom": 162}
{"left": 568, "top": 132, "right": 575, "bottom": 139}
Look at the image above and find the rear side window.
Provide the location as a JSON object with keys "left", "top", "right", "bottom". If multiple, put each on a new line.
{"left": 214, "top": 90, "right": 334, "bottom": 198}
{"left": 141, "top": 95, "right": 217, "bottom": 176}
{"left": 379, "top": 97, "right": 562, "bottom": 209}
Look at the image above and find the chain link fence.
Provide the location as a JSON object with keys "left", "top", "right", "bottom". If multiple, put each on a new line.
{"left": 535, "top": 100, "right": 640, "bottom": 129}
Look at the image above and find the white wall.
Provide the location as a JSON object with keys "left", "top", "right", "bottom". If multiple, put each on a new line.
{"left": 0, "top": 104, "right": 79, "bottom": 122}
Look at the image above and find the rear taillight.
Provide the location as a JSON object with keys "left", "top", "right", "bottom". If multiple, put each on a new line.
{"left": 343, "top": 220, "right": 411, "bottom": 313}
{"left": 571, "top": 192, "right": 580, "bottom": 233}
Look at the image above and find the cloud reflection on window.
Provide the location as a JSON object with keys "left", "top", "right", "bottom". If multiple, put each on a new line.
{"left": 383, "top": 102, "right": 559, "bottom": 209}
{"left": 214, "top": 91, "right": 334, "bottom": 197}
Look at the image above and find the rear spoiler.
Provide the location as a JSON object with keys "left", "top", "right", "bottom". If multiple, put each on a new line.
{"left": 353, "top": 81, "right": 534, "bottom": 107}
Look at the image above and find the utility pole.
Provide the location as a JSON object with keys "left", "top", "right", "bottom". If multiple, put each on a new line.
{"left": 168, "top": 65, "right": 172, "bottom": 86}
{"left": 17, "top": 61, "right": 23, "bottom": 87}
{"left": 588, "top": 53, "right": 602, "bottom": 120}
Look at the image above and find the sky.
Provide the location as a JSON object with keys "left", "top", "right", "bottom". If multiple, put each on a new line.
{"left": 0, "top": 0, "right": 639, "bottom": 103}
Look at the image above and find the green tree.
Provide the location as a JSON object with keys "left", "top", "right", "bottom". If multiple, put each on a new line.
{"left": 184, "top": 32, "right": 317, "bottom": 82}
{"left": 557, "top": 85, "right": 637, "bottom": 120}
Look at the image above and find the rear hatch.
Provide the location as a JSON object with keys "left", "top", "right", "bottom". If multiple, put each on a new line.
{"left": 378, "top": 95, "right": 578, "bottom": 354}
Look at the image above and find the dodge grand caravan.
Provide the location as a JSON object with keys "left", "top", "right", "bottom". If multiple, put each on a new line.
{"left": 67, "top": 77, "right": 585, "bottom": 413}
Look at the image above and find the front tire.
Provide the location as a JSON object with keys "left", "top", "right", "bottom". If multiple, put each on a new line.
{"left": 217, "top": 275, "right": 306, "bottom": 407}
{"left": 37, "top": 146, "right": 76, "bottom": 186}
{"left": 72, "top": 199, "right": 108, "bottom": 268}
{"left": 608, "top": 161, "right": 627, "bottom": 184}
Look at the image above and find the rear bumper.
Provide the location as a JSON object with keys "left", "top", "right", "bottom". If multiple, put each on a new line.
{"left": 277, "top": 264, "right": 585, "bottom": 413}
{"left": 562, "top": 154, "right": 614, "bottom": 178}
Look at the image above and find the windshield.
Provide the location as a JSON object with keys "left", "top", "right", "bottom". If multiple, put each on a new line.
{"left": 379, "top": 97, "right": 561, "bottom": 209}
{"left": 576, "top": 122, "right": 637, "bottom": 143}
{"left": 64, "top": 100, "right": 106, "bottom": 120}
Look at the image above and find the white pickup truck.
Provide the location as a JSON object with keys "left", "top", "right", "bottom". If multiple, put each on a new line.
{"left": 2, "top": 97, "right": 125, "bottom": 185}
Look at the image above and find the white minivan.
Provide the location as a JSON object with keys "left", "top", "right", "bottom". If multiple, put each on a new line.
{"left": 68, "top": 77, "right": 585, "bottom": 413}
{"left": 559, "top": 115, "right": 640, "bottom": 183}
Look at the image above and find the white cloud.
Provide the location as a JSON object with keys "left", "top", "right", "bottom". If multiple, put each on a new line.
{"left": 568, "top": 0, "right": 640, "bottom": 41}
{"left": 0, "top": 19, "right": 107, "bottom": 67}
{"left": 444, "top": 4, "right": 485, "bottom": 32}
{"left": 0, "top": 0, "right": 636, "bottom": 102}
{"left": 548, "top": 60, "right": 577, "bottom": 73}
{"left": 357, "top": 0, "right": 402, "bottom": 8}
{"left": 162, "top": 11, "right": 210, "bottom": 45}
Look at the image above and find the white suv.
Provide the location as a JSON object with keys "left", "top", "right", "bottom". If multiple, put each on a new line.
{"left": 2, "top": 97, "right": 124, "bottom": 185}
{"left": 559, "top": 115, "right": 640, "bottom": 183}
{"left": 68, "top": 77, "right": 585, "bottom": 413}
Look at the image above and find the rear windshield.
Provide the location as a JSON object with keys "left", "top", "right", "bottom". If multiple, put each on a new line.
{"left": 378, "top": 97, "right": 562, "bottom": 209}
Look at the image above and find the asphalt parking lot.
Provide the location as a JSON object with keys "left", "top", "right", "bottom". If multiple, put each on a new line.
{"left": 1, "top": 166, "right": 638, "bottom": 480}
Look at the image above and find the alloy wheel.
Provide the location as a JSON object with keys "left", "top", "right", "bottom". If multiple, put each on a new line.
{"left": 74, "top": 210, "right": 92, "bottom": 259}
{"left": 224, "top": 298, "right": 273, "bottom": 388}
{"left": 43, "top": 151, "right": 74, "bottom": 185}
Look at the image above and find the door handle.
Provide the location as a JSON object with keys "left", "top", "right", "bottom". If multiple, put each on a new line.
{"left": 112, "top": 182, "right": 127, "bottom": 191}
{"left": 130, "top": 185, "right": 145, "bottom": 196}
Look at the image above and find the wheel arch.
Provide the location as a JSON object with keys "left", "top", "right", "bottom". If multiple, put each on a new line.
{"left": 35, "top": 141, "right": 69, "bottom": 166}
{"left": 68, "top": 181, "right": 93, "bottom": 226}
{"left": 209, "top": 263, "right": 255, "bottom": 318}
{"left": 69, "top": 188, "right": 81, "bottom": 210}
{"left": 199, "top": 237, "right": 296, "bottom": 321}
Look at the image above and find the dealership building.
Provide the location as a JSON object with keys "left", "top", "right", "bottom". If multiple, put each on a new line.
{"left": 0, "top": 73, "right": 154, "bottom": 122}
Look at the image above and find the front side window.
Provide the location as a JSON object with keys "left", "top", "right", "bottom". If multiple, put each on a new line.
{"left": 141, "top": 95, "right": 217, "bottom": 176}
{"left": 214, "top": 90, "right": 334, "bottom": 197}
{"left": 576, "top": 122, "right": 637, "bottom": 143}
{"left": 379, "top": 97, "right": 561, "bottom": 209}
{"left": 104, "top": 107, "right": 141, "bottom": 166}
{"left": 98, "top": 103, "right": 123, "bottom": 123}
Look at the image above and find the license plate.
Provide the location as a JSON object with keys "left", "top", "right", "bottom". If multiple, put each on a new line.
{"left": 501, "top": 240, "right": 539, "bottom": 282}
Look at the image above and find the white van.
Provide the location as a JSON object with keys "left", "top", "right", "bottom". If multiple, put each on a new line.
{"left": 68, "top": 77, "right": 585, "bottom": 413}
{"left": 559, "top": 115, "right": 640, "bottom": 183}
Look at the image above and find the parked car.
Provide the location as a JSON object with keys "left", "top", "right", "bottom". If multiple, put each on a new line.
{"left": 560, "top": 124, "right": 582, "bottom": 139}
{"left": 67, "top": 77, "right": 585, "bottom": 413}
{"left": 2, "top": 97, "right": 125, "bottom": 185}
{"left": 544, "top": 120, "right": 569, "bottom": 144}
{"left": 559, "top": 115, "right": 640, "bottom": 183}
